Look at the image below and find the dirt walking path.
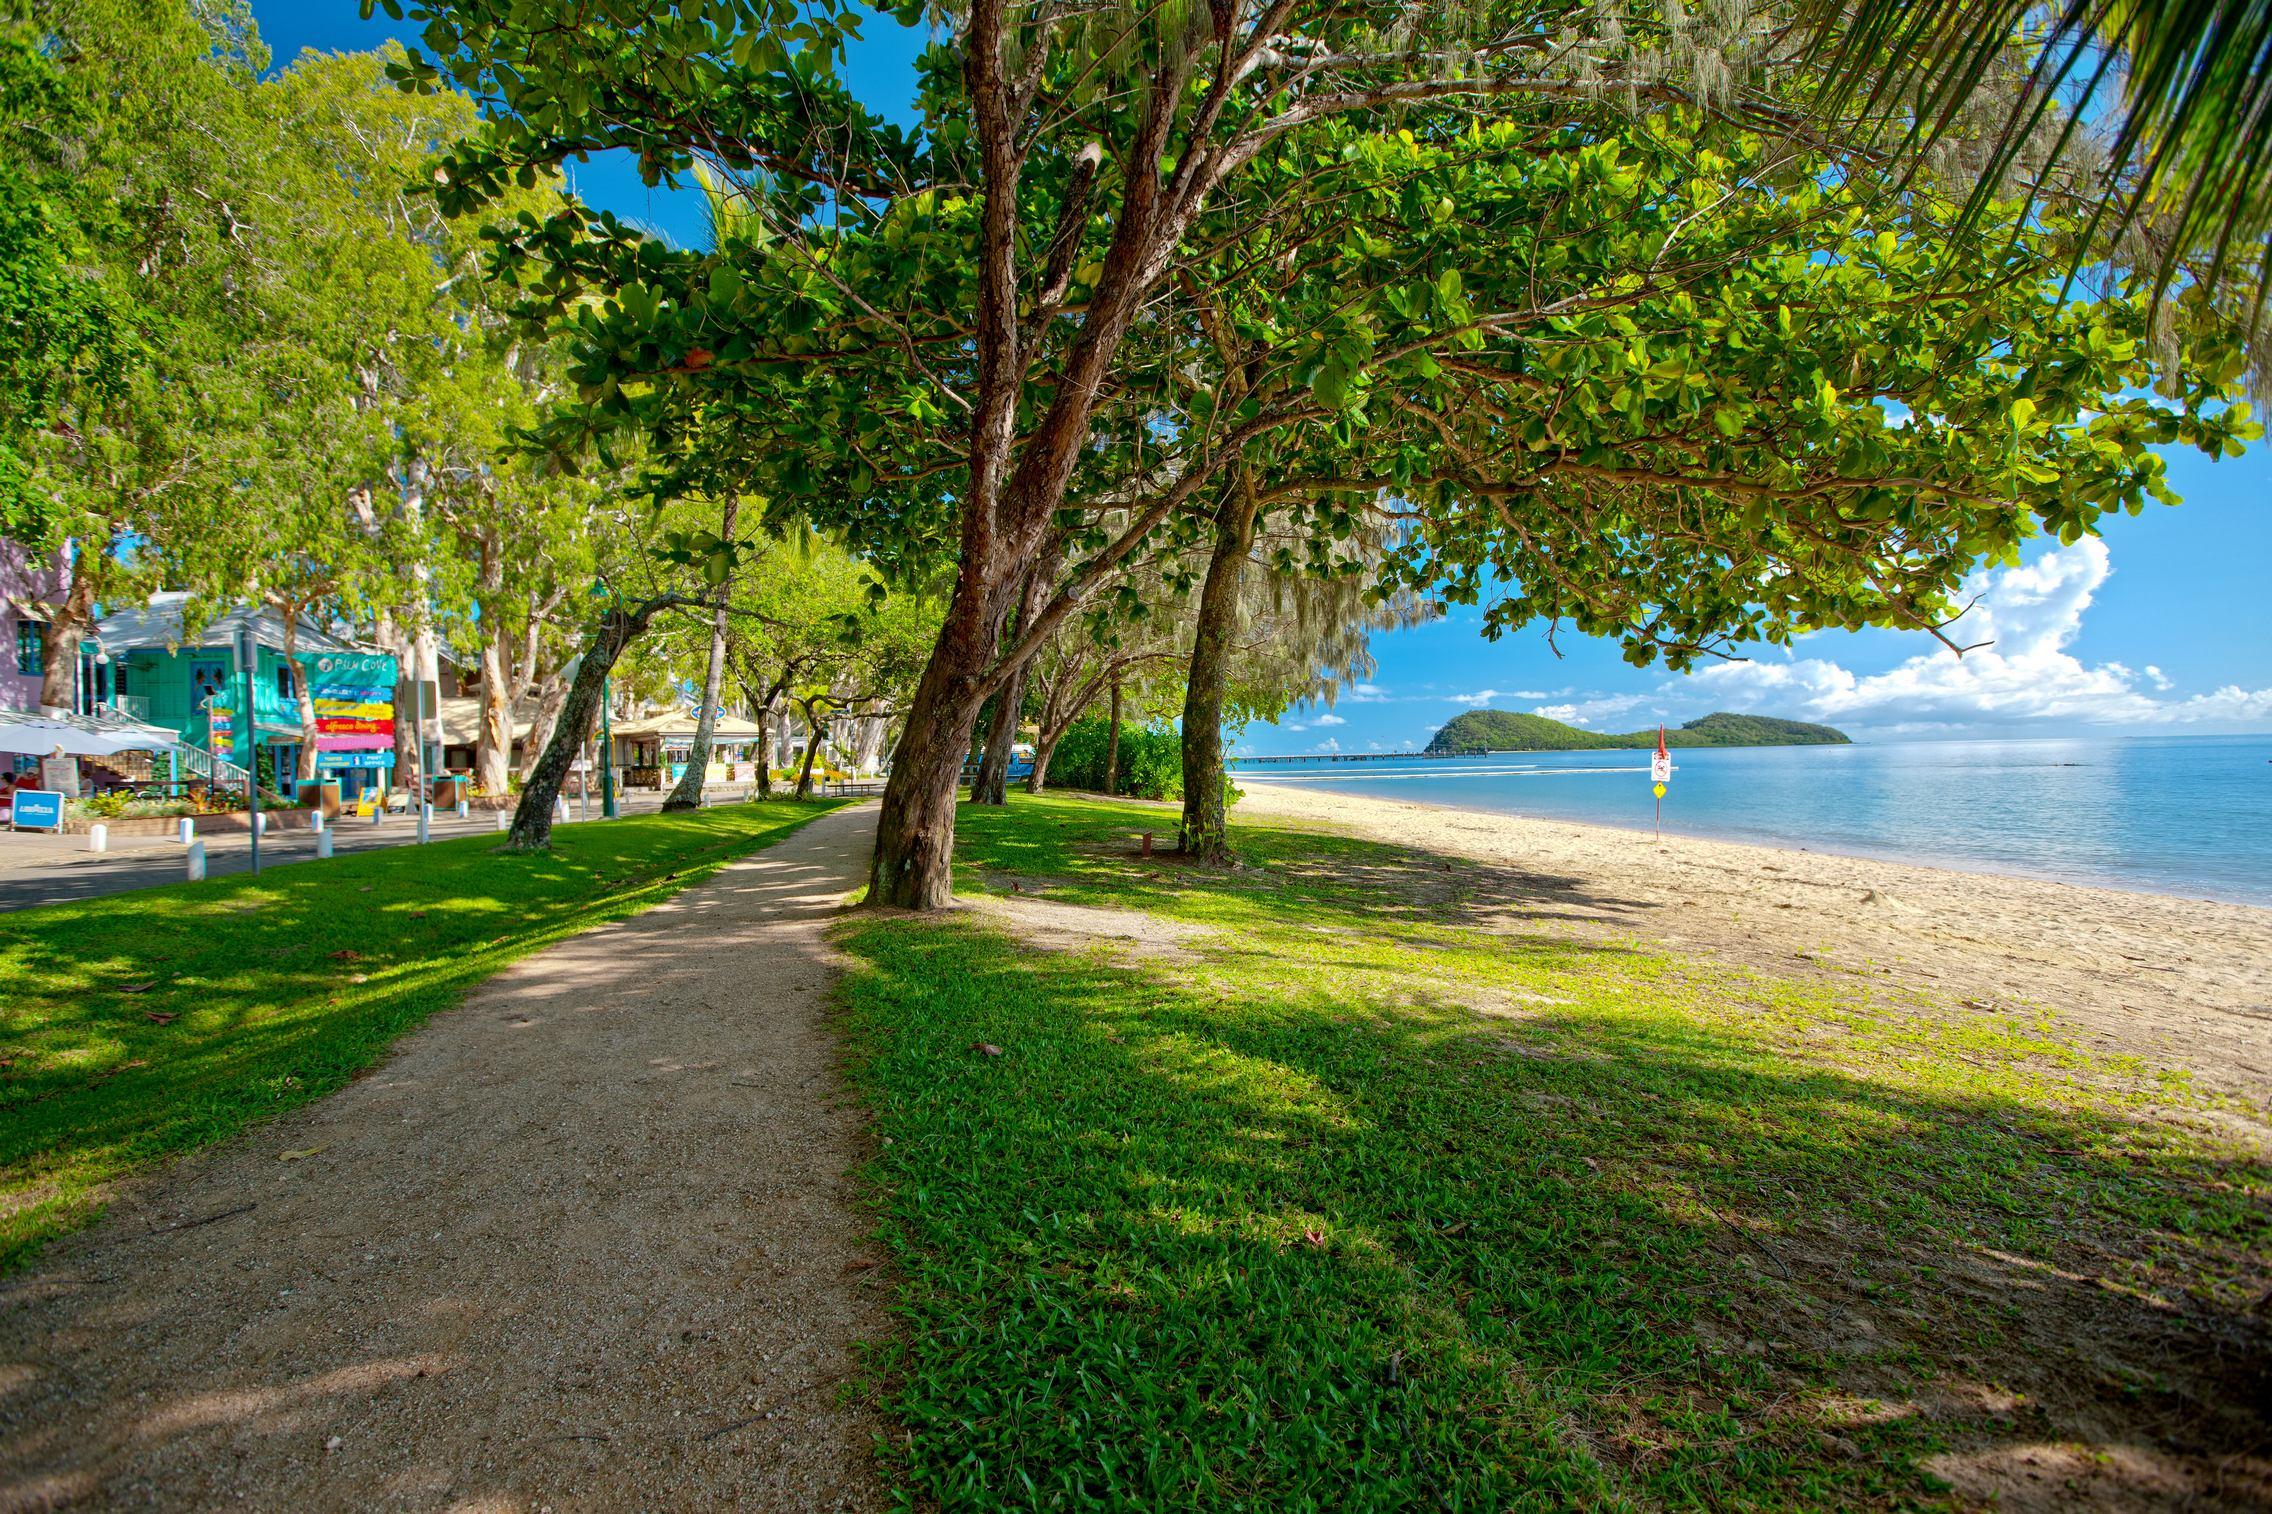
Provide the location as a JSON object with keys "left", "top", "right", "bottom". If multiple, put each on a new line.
{"left": 0, "top": 803, "right": 890, "bottom": 1512}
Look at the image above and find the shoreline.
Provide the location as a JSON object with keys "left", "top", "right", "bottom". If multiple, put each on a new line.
{"left": 1237, "top": 768, "right": 2272, "bottom": 909}
{"left": 1232, "top": 781, "right": 2272, "bottom": 1111}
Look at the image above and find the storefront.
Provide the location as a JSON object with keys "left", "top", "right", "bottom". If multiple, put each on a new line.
{"left": 607, "top": 710, "right": 768, "bottom": 790}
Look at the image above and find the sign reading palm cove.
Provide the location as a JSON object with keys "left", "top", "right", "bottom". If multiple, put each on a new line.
{"left": 296, "top": 652, "right": 398, "bottom": 770}
{"left": 1426, "top": 710, "right": 1850, "bottom": 756}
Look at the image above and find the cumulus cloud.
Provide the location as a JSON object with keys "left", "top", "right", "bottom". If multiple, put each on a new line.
{"left": 1314, "top": 738, "right": 1342, "bottom": 753}
{"left": 1313, "top": 713, "right": 1346, "bottom": 727}
{"left": 1448, "top": 687, "right": 1549, "bottom": 705}
{"left": 1346, "top": 683, "right": 1392, "bottom": 703}
{"left": 1690, "top": 539, "right": 2272, "bottom": 729}
{"left": 1533, "top": 693, "right": 1652, "bottom": 727}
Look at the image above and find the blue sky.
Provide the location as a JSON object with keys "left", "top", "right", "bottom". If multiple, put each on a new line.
{"left": 255, "top": 2, "right": 2271, "bottom": 751}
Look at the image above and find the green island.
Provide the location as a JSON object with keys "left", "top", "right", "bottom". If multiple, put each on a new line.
{"left": 1426, "top": 709, "right": 1852, "bottom": 755}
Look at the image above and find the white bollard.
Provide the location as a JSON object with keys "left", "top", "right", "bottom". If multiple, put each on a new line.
{"left": 370, "top": 802, "right": 383, "bottom": 826}
{"left": 88, "top": 823, "right": 107, "bottom": 853}
{"left": 455, "top": 799, "right": 469, "bottom": 820}
{"left": 177, "top": 816, "right": 195, "bottom": 844}
{"left": 417, "top": 803, "right": 431, "bottom": 845}
{"left": 254, "top": 812, "right": 268, "bottom": 837}
{"left": 554, "top": 796, "right": 569, "bottom": 823}
{"left": 316, "top": 828, "right": 334, "bottom": 859}
{"left": 310, "top": 811, "right": 325, "bottom": 834}
{"left": 185, "top": 840, "right": 206, "bottom": 881}
{"left": 495, "top": 810, "right": 512, "bottom": 832}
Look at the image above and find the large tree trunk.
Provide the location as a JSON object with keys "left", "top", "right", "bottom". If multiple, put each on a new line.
{"left": 506, "top": 597, "right": 681, "bottom": 849}
{"left": 38, "top": 568, "right": 97, "bottom": 713}
{"left": 1179, "top": 487, "right": 1260, "bottom": 863}
{"left": 1104, "top": 674, "right": 1123, "bottom": 796}
{"left": 868, "top": 582, "right": 1001, "bottom": 909}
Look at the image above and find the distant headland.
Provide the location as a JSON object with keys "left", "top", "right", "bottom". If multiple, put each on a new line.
{"left": 1425, "top": 710, "right": 1851, "bottom": 756}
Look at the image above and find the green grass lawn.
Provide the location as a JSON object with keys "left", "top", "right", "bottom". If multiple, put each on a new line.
{"left": 0, "top": 799, "right": 844, "bottom": 1272}
{"left": 837, "top": 794, "right": 2270, "bottom": 1511}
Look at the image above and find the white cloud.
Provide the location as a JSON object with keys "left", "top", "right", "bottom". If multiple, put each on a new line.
{"left": 1691, "top": 539, "right": 2272, "bottom": 729}
{"left": 1448, "top": 687, "right": 1549, "bottom": 705}
{"left": 2146, "top": 664, "right": 2173, "bottom": 691}
{"left": 1346, "top": 683, "right": 1391, "bottom": 703}
{"left": 1313, "top": 713, "right": 1346, "bottom": 727}
{"left": 1314, "top": 738, "right": 1342, "bottom": 753}
{"left": 1533, "top": 693, "right": 1651, "bottom": 727}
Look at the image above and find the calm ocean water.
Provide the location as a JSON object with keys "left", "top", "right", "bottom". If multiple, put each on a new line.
{"left": 1232, "top": 734, "right": 2272, "bottom": 906}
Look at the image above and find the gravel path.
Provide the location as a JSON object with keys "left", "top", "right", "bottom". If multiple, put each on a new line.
{"left": 0, "top": 802, "right": 891, "bottom": 1511}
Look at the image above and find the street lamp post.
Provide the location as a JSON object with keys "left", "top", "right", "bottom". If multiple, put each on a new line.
{"left": 599, "top": 676, "right": 617, "bottom": 820}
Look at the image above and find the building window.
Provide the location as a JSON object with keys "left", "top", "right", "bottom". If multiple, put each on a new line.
{"left": 275, "top": 663, "right": 296, "bottom": 701}
{"left": 190, "top": 660, "right": 229, "bottom": 706}
{"left": 13, "top": 620, "right": 43, "bottom": 677}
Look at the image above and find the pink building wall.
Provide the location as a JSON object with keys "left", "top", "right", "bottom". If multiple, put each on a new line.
{"left": 0, "top": 539, "right": 70, "bottom": 712}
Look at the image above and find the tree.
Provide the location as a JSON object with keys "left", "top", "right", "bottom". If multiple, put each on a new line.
{"left": 661, "top": 494, "right": 740, "bottom": 810}
{"left": 381, "top": 0, "right": 2259, "bottom": 909}
{"left": 1801, "top": 0, "right": 2272, "bottom": 319}
{"left": 1, "top": 0, "right": 268, "bottom": 709}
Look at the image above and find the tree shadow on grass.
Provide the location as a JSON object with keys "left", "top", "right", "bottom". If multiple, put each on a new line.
{"left": 841, "top": 802, "right": 2272, "bottom": 1512}
{"left": 954, "top": 796, "right": 1665, "bottom": 938}
{"left": 0, "top": 803, "right": 844, "bottom": 1270}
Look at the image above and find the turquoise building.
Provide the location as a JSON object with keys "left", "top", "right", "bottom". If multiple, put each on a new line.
{"left": 92, "top": 594, "right": 379, "bottom": 785}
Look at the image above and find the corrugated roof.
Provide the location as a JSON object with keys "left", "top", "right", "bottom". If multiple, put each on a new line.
{"left": 95, "top": 593, "right": 366, "bottom": 655}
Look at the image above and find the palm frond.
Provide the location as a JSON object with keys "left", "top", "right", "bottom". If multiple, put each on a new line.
{"left": 1803, "top": 0, "right": 2272, "bottom": 304}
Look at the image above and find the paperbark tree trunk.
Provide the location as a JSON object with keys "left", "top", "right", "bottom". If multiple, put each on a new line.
{"left": 518, "top": 672, "right": 568, "bottom": 781}
{"left": 1179, "top": 485, "right": 1260, "bottom": 863}
{"left": 506, "top": 596, "right": 685, "bottom": 850}
{"left": 794, "top": 697, "right": 824, "bottom": 800}
{"left": 751, "top": 696, "right": 776, "bottom": 799}
{"left": 280, "top": 611, "right": 321, "bottom": 786}
{"left": 38, "top": 569, "right": 96, "bottom": 714}
{"left": 473, "top": 529, "right": 514, "bottom": 796}
{"left": 1104, "top": 675, "right": 1123, "bottom": 796}
{"left": 664, "top": 498, "right": 738, "bottom": 811}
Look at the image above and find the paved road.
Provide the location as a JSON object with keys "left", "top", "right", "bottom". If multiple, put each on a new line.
{"left": 0, "top": 788, "right": 753, "bottom": 913}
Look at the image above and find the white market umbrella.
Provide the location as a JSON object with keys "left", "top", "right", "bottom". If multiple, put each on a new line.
{"left": 0, "top": 713, "right": 178, "bottom": 759}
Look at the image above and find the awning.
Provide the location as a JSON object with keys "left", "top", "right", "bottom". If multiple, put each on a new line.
{"left": 0, "top": 711, "right": 180, "bottom": 758}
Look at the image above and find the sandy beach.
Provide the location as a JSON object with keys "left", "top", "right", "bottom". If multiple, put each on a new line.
{"left": 1235, "top": 782, "right": 2272, "bottom": 1117}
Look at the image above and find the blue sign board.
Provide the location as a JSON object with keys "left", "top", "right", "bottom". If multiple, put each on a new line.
{"left": 9, "top": 789, "right": 64, "bottom": 831}
{"left": 319, "top": 751, "right": 397, "bottom": 770}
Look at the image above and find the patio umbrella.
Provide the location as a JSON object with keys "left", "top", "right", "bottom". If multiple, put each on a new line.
{"left": 0, "top": 713, "right": 178, "bottom": 758}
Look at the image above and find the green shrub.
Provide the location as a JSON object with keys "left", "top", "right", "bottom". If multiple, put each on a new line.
{"left": 1043, "top": 720, "right": 1240, "bottom": 810}
{"left": 1047, "top": 718, "right": 1180, "bottom": 799}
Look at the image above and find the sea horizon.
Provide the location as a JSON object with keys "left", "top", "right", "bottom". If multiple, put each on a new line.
{"left": 1232, "top": 730, "right": 2272, "bottom": 907}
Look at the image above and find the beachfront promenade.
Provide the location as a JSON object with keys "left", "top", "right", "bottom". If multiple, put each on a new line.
{"left": 0, "top": 789, "right": 719, "bottom": 911}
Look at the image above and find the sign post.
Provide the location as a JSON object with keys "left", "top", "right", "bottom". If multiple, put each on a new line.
{"left": 1649, "top": 726, "right": 1672, "bottom": 841}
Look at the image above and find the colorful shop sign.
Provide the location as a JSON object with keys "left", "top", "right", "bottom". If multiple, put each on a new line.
{"left": 298, "top": 651, "right": 398, "bottom": 769}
